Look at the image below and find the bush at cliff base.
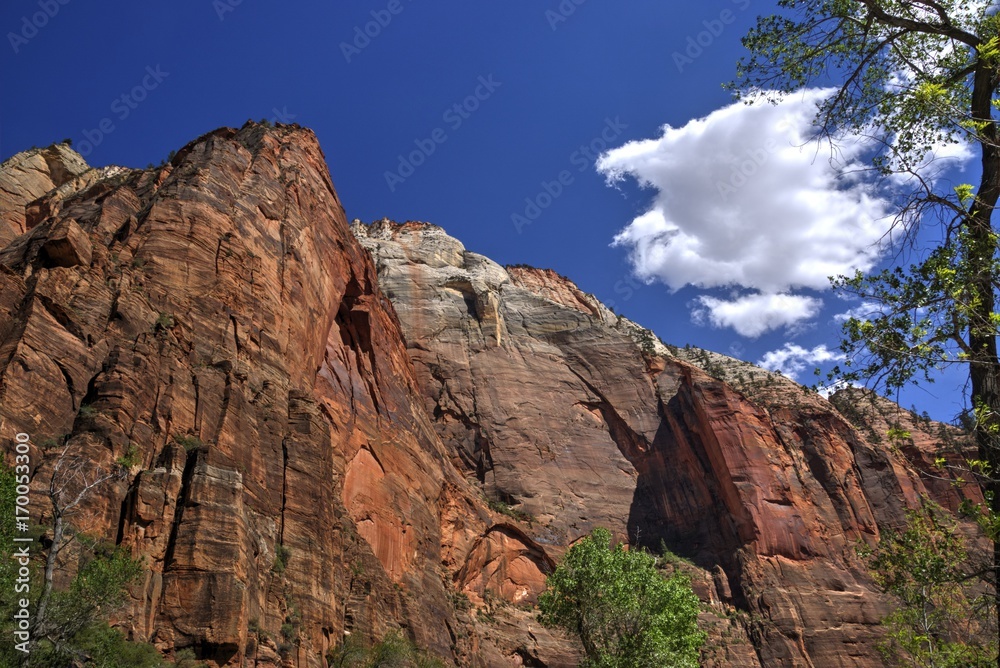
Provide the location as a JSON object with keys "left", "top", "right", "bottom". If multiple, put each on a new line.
{"left": 538, "top": 527, "right": 705, "bottom": 668}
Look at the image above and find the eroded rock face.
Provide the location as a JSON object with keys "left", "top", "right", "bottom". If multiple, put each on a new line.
{"left": 0, "top": 125, "right": 985, "bottom": 668}
{"left": 354, "top": 219, "right": 983, "bottom": 668}
{"left": 0, "top": 126, "right": 568, "bottom": 667}
{"left": 0, "top": 143, "right": 90, "bottom": 244}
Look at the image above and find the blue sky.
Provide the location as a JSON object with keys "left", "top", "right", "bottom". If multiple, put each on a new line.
{"left": 0, "top": 0, "right": 975, "bottom": 422}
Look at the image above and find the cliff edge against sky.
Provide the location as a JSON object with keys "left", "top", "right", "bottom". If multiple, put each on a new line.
{"left": 0, "top": 122, "right": 984, "bottom": 667}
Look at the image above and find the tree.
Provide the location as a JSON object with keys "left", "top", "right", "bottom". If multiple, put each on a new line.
{"left": 537, "top": 528, "right": 704, "bottom": 668}
{"left": 18, "top": 443, "right": 136, "bottom": 662}
{"left": 859, "top": 500, "right": 995, "bottom": 666}
{"left": 30, "top": 543, "right": 146, "bottom": 665}
{"left": 730, "top": 1, "right": 1000, "bottom": 661}
{"left": 0, "top": 457, "right": 160, "bottom": 667}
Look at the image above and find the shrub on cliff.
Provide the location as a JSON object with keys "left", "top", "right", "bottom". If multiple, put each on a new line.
{"left": 326, "top": 630, "right": 445, "bottom": 667}
{"left": 537, "top": 527, "right": 705, "bottom": 668}
{"left": 0, "top": 461, "right": 162, "bottom": 667}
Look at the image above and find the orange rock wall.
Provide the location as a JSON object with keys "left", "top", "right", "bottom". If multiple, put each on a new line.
{"left": 0, "top": 127, "right": 985, "bottom": 668}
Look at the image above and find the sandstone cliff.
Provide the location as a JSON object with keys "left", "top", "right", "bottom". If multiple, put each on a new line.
{"left": 0, "top": 126, "right": 564, "bottom": 667}
{"left": 354, "top": 219, "right": 983, "bottom": 668}
{"left": 0, "top": 124, "right": 984, "bottom": 667}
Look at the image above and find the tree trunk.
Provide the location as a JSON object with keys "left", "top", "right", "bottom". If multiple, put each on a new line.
{"left": 32, "top": 510, "right": 63, "bottom": 649}
{"left": 966, "top": 57, "right": 1000, "bottom": 668}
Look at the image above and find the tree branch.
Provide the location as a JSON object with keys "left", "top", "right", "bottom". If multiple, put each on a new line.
{"left": 854, "top": 0, "right": 980, "bottom": 47}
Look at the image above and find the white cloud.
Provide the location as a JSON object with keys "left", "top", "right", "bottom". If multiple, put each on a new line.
{"left": 757, "top": 343, "right": 845, "bottom": 380}
{"left": 693, "top": 293, "right": 822, "bottom": 338}
{"left": 599, "top": 89, "right": 896, "bottom": 300}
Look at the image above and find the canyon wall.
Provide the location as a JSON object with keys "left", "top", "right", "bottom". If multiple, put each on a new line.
{"left": 0, "top": 124, "right": 983, "bottom": 667}
{"left": 354, "top": 219, "right": 983, "bottom": 668}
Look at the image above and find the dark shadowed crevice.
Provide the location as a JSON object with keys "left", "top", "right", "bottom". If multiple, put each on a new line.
{"left": 336, "top": 273, "right": 382, "bottom": 414}
{"left": 620, "top": 377, "right": 758, "bottom": 619}
{"left": 433, "top": 403, "right": 493, "bottom": 482}
{"left": 115, "top": 478, "right": 139, "bottom": 546}
{"left": 193, "top": 640, "right": 239, "bottom": 667}
{"left": 513, "top": 647, "right": 548, "bottom": 667}
{"left": 162, "top": 447, "right": 199, "bottom": 570}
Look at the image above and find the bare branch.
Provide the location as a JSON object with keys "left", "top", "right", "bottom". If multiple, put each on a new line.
{"left": 854, "top": 0, "right": 980, "bottom": 47}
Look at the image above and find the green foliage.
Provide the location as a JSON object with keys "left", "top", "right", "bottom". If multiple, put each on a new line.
{"left": 731, "top": 0, "right": 985, "bottom": 172}
{"left": 731, "top": 1, "right": 999, "bottom": 391}
{"left": 275, "top": 597, "right": 303, "bottom": 657}
{"left": 154, "top": 312, "right": 175, "bottom": 332}
{"left": 328, "top": 634, "right": 370, "bottom": 668}
{"left": 486, "top": 496, "right": 532, "bottom": 524}
{"left": 247, "top": 618, "right": 265, "bottom": 640}
{"left": 830, "top": 226, "right": 1000, "bottom": 391}
{"left": 635, "top": 329, "right": 658, "bottom": 355}
{"left": 115, "top": 443, "right": 141, "bottom": 469}
{"left": 0, "top": 463, "right": 155, "bottom": 667}
{"left": 886, "top": 426, "right": 912, "bottom": 443}
{"left": 885, "top": 425, "right": 914, "bottom": 454}
{"left": 657, "top": 541, "right": 695, "bottom": 568}
{"left": 734, "top": 4, "right": 1000, "bottom": 656}
{"left": 68, "top": 622, "right": 164, "bottom": 668}
{"left": 273, "top": 544, "right": 292, "bottom": 574}
{"left": 537, "top": 528, "right": 705, "bottom": 668}
{"left": 174, "top": 648, "right": 208, "bottom": 668}
{"left": 682, "top": 347, "right": 728, "bottom": 382}
{"left": 325, "top": 631, "right": 445, "bottom": 668}
{"left": 38, "top": 437, "right": 65, "bottom": 451}
{"left": 172, "top": 434, "right": 203, "bottom": 452}
{"left": 858, "top": 502, "right": 996, "bottom": 666}
{"left": 449, "top": 590, "right": 472, "bottom": 613}
{"left": 956, "top": 183, "right": 976, "bottom": 207}
{"left": 368, "top": 632, "right": 425, "bottom": 667}
{"left": 36, "top": 547, "right": 145, "bottom": 657}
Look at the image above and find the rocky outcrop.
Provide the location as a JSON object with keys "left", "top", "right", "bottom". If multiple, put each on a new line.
{"left": 0, "top": 126, "right": 579, "bottom": 667}
{"left": 0, "top": 124, "right": 985, "bottom": 668}
{"left": 0, "top": 143, "right": 89, "bottom": 245}
{"left": 354, "top": 219, "right": 983, "bottom": 668}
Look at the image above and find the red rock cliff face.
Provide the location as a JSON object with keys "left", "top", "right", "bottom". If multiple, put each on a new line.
{"left": 0, "top": 126, "right": 580, "bottom": 667}
{"left": 0, "top": 126, "right": 984, "bottom": 668}
{"left": 354, "top": 220, "right": 983, "bottom": 668}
